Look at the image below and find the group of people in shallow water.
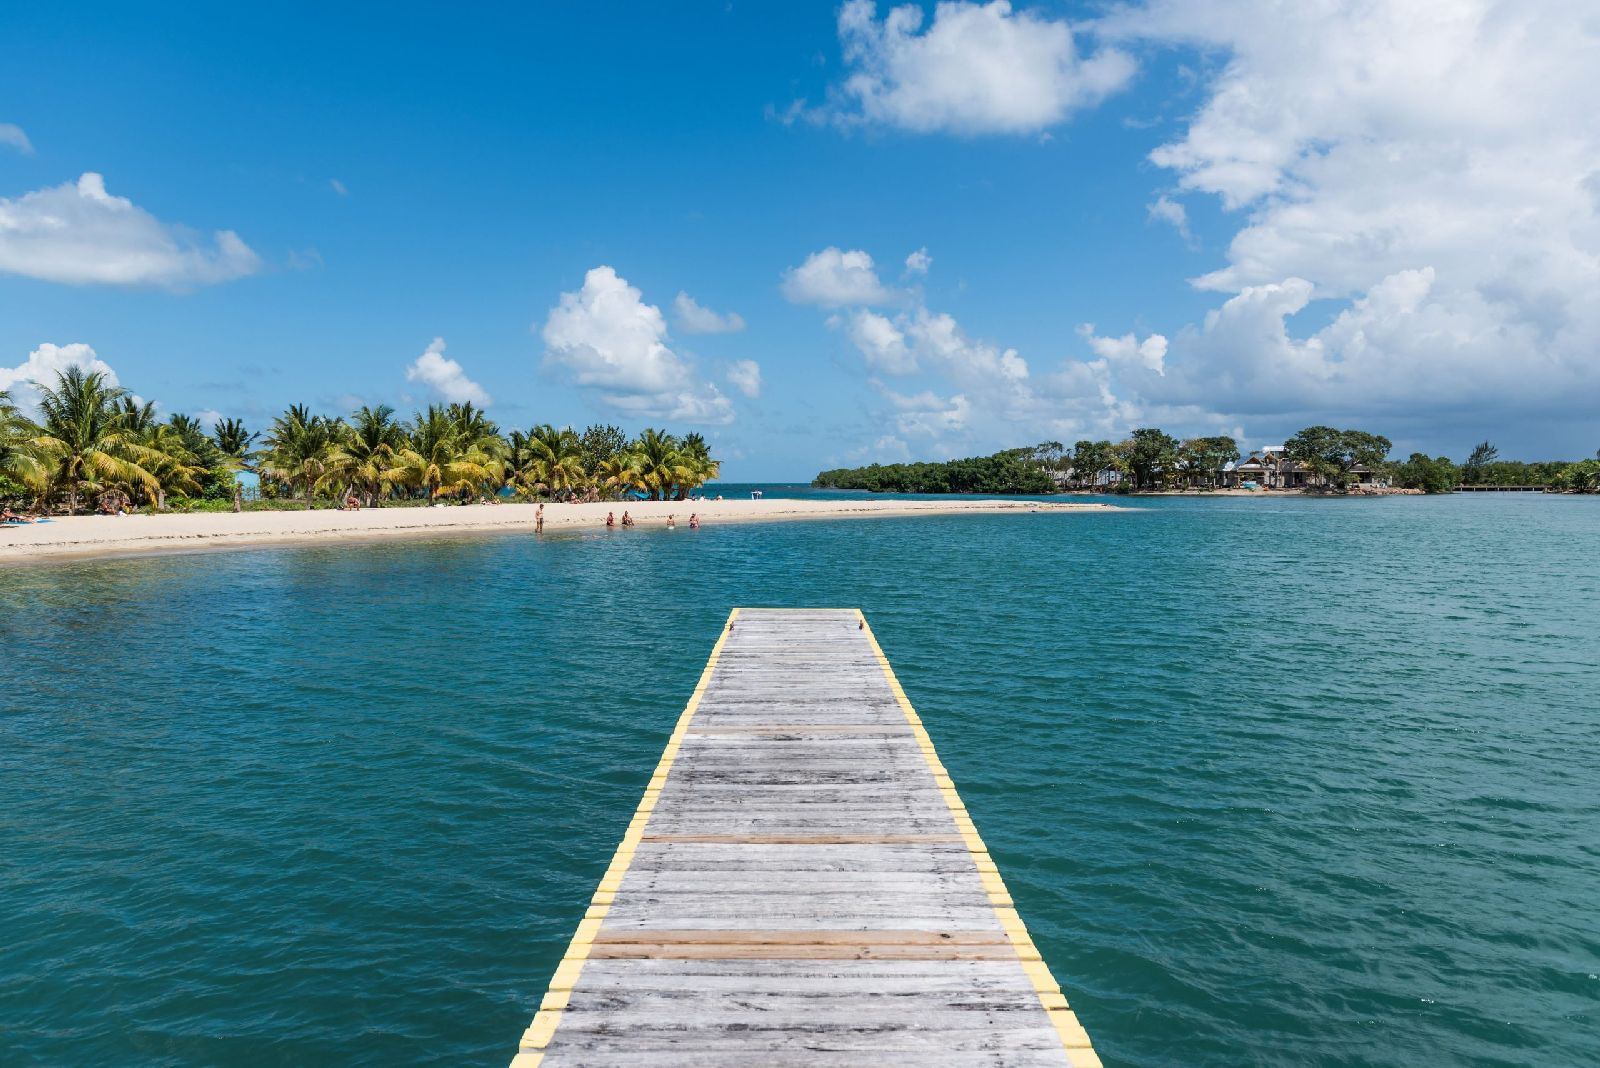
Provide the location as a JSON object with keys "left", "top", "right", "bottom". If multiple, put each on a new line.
{"left": 603, "top": 510, "right": 699, "bottom": 530}
{"left": 530, "top": 503, "right": 701, "bottom": 534}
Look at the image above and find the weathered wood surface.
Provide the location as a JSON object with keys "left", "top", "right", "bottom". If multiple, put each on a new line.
{"left": 511, "top": 608, "right": 1101, "bottom": 1067}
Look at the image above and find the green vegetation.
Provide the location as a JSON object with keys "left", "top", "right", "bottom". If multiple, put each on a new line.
{"left": 815, "top": 430, "right": 1599, "bottom": 496}
{"left": 814, "top": 447, "right": 1058, "bottom": 494}
{"left": 1392, "top": 454, "right": 1460, "bottom": 495}
{"left": 1282, "top": 426, "right": 1393, "bottom": 490}
{"left": 0, "top": 369, "right": 721, "bottom": 512}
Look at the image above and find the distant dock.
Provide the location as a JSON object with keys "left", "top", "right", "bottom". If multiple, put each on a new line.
{"left": 510, "top": 607, "right": 1101, "bottom": 1067}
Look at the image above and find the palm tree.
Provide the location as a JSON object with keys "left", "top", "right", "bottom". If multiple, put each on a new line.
{"left": 30, "top": 367, "right": 160, "bottom": 513}
{"left": 115, "top": 395, "right": 160, "bottom": 433}
{"left": 448, "top": 402, "right": 509, "bottom": 489}
{"left": 628, "top": 428, "right": 693, "bottom": 501}
{"left": 394, "top": 405, "right": 500, "bottom": 502}
{"left": 131, "top": 420, "right": 204, "bottom": 509}
{"left": 328, "top": 404, "right": 406, "bottom": 506}
{"left": 595, "top": 453, "right": 643, "bottom": 499}
{"left": 213, "top": 417, "right": 257, "bottom": 460}
{"left": 0, "top": 389, "right": 46, "bottom": 500}
{"left": 260, "top": 404, "right": 340, "bottom": 508}
{"left": 678, "top": 432, "right": 721, "bottom": 498}
{"left": 212, "top": 417, "right": 258, "bottom": 512}
{"left": 514, "top": 423, "right": 585, "bottom": 499}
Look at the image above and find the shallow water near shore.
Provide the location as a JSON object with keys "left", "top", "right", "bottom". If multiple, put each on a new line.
{"left": 3, "top": 493, "right": 1598, "bottom": 1067}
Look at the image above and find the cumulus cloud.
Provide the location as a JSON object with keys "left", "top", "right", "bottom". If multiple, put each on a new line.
{"left": 793, "top": 245, "right": 1050, "bottom": 453}
{"left": 1076, "top": 0, "right": 1600, "bottom": 449}
{"left": 781, "top": 247, "right": 891, "bottom": 306}
{"left": 0, "top": 342, "right": 118, "bottom": 413}
{"left": 0, "top": 173, "right": 261, "bottom": 288}
{"left": 844, "top": 309, "right": 916, "bottom": 373}
{"left": 674, "top": 291, "right": 746, "bottom": 334}
{"left": 877, "top": 383, "right": 973, "bottom": 438}
{"left": 816, "top": 0, "right": 1134, "bottom": 134}
{"left": 0, "top": 124, "right": 32, "bottom": 154}
{"left": 1146, "top": 195, "right": 1191, "bottom": 242}
{"left": 1077, "top": 325, "right": 1167, "bottom": 376}
{"left": 904, "top": 247, "right": 932, "bottom": 275}
{"left": 541, "top": 266, "right": 735, "bottom": 424}
{"left": 405, "top": 337, "right": 492, "bottom": 406}
{"left": 726, "top": 359, "right": 762, "bottom": 398}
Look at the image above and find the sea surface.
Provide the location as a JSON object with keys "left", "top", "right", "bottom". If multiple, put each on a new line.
{"left": 2, "top": 491, "right": 1597, "bottom": 1067}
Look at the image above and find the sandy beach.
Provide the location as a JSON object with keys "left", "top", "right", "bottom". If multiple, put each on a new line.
{"left": 0, "top": 497, "right": 1118, "bottom": 564}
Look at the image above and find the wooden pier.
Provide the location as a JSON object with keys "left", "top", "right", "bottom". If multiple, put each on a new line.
{"left": 510, "top": 608, "right": 1101, "bottom": 1067}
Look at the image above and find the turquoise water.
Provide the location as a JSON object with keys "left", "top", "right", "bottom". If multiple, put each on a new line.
{"left": 3, "top": 494, "right": 1597, "bottom": 1067}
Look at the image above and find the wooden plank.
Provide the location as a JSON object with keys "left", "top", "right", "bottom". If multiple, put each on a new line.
{"left": 509, "top": 608, "right": 1100, "bottom": 1068}
{"left": 640, "top": 833, "right": 967, "bottom": 845}
{"left": 592, "top": 929, "right": 1014, "bottom": 945}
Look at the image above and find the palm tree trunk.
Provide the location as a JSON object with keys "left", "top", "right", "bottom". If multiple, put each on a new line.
{"left": 232, "top": 482, "right": 242, "bottom": 513}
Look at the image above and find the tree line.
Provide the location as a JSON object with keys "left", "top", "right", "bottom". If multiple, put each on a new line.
{"left": 815, "top": 428, "right": 1600, "bottom": 495}
{"left": 0, "top": 368, "right": 721, "bottom": 512}
{"left": 815, "top": 434, "right": 1251, "bottom": 494}
{"left": 814, "top": 448, "right": 1060, "bottom": 494}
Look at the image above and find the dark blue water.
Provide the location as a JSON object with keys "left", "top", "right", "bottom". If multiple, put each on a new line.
{"left": 3, "top": 494, "right": 1597, "bottom": 1067}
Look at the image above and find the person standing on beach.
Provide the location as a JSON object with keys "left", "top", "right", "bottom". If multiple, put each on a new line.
{"left": 535, "top": 503, "right": 544, "bottom": 534}
{"left": 667, "top": 514, "right": 676, "bottom": 529}
{"left": 689, "top": 513, "right": 700, "bottom": 530}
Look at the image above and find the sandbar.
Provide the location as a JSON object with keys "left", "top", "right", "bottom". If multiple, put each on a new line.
{"left": 0, "top": 497, "right": 1120, "bottom": 565}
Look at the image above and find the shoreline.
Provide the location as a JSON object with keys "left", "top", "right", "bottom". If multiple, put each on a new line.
{"left": 0, "top": 498, "right": 1120, "bottom": 566}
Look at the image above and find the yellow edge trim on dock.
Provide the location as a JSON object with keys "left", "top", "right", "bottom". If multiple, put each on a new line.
{"left": 857, "top": 609, "right": 1105, "bottom": 1068}
{"left": 511, "top": 607, "right": 742, "bottom": 1068}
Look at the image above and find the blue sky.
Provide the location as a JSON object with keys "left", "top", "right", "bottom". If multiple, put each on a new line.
{"left": 3, "top": 1, "right": 1596, "bottom": 478}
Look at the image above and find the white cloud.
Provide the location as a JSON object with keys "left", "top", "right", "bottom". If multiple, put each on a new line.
{"left": 1080, "top": 0, "right": 1600, "bottom": 449}
{"left": 0, "top": 173, "right": 261, "bottom": 288}
{"left": 796, "top": 249, "right": 1057, "bottom": 452}
{"left": 845, "top": 309, "right": 916, "bottom": 373}
{"left": 192, "top": 408, "right": 225, "bottom": 428}
{"left": 541, "top": 266, "right": 734, "bottom": 424}
{"left": 782, "top": 246, "right": 892, "bottom": 307}
{"left": 905, "top": 307, "right": 1028, "bottom": 384}
{"left": 904, "top": 247, "right": 932, "bottom": 275}
{"left": 0, "top": 342, "right": 118, "bottom": 413}
{"left": 872, "top": 434, "right": 912, "bottom": 460}
{"left": 1146, "top": 195, "right": 1191, "bottom": 241}
{"left": 1077, "top": 325, "right": 1167, "bottom": 376}
{"left": 674, "top": 291, "right": 746, "bottom": 334}
{"left": 405, "top": 337, "right": 492, "bottom": 407}
{"left": 329, "top": 178, "right": 348, "bottom": 196}
{"left": 726, "top": 359, "right": 762, "bottom": 399}
{"left": 0, "top": 124, "right": 32, "bottom": 154}
{"left": 819, "top": 0, "right": 1135, "bottom": 134}
{"left": 877, "top": 383, "right": 973, "bottom": 438}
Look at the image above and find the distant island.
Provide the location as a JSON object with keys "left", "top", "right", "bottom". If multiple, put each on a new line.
{"left": 815, "top": 448, "right": 1059, "bottom": 495}
{"left": 815, "top": 431, "right": 1600, "bottom": 495}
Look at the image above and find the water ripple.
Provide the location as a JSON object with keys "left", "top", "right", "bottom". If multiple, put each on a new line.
{"left": 2, "top": 494, "right": 1598, "bottom": 1066}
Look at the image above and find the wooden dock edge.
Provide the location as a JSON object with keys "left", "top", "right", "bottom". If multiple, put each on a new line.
{"left": 508, "top": 605, "right": 1104, "bottom": 1068}
{"left": 510, "top": 607, "right": 742, "bottom": 1068}
{"left": 855, "top": 609, "right": 1103, "bottom": 1068}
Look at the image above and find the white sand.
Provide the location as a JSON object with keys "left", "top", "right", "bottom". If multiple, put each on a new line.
{"left": 0, "top": 497, "right": 1118, "bottom": 564}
